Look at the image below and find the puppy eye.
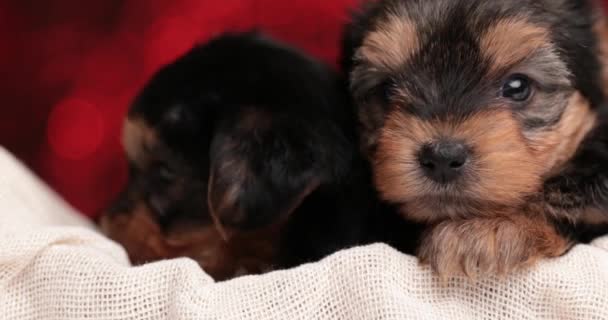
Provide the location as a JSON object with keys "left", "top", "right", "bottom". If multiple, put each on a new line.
{"left": 381, "top": 80, "right": 393, "bottom": 98}
{"left": 501, "top": 74, "right": 533, "bottom": 102}
{"left": 374, "top": 79, "right": 394, "bottom": 105}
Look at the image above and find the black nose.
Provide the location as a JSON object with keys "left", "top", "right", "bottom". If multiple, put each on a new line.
{"left": 418, "top": 140, "right": 469, "bottom": 183}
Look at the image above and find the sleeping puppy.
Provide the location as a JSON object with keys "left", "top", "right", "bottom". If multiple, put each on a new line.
{"left": 99, "top": 32, "right": 373, "bottom": 280}
{"left": 343, "top": 0, "right": 608, "bottom": 277}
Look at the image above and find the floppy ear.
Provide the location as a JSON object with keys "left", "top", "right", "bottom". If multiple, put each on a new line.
{"left": 207, "top": 130, "right": 323, "bottom": 232}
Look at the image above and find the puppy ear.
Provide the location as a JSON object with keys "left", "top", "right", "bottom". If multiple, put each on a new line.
{"left": 207, "top": 131, "right": 323, "bottom": 232}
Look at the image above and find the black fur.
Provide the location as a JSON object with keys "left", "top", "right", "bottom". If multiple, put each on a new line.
{"left": 545, "top": 113, "right": 608, "bottom": 242}
{"left": 107, "top": 32, "right": 376, "bottom": 271}
{"left": 344, "top": 0, "right": 604, "bottom": 116}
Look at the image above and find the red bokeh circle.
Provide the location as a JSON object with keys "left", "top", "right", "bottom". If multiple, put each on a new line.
{"left": 47, "top": 98, "right": 105, "bottom": 160}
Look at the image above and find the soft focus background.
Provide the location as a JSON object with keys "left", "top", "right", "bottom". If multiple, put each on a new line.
{"left": 0, "top": 0, "right": 359, "bottom": 218}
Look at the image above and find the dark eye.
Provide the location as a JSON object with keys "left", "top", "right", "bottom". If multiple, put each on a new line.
{"left": 381, "top": 79, "right": 395, "bottom": 102}
{"left": 369, "top": 79, "right": 394, "bottom": 106}
{"left": 501, "top": 74, "right": 533, "bottom": 102}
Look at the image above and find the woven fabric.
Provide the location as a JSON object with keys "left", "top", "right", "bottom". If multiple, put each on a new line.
{"left": 1, "top": 147, "right": 608, "bottom": 320}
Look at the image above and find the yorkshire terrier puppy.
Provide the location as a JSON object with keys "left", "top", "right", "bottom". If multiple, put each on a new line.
{"left": 343, "top": 0, "right": 608, "bottom": 277}
{"left": 99, "top": 32, "right": 373, "bottom": 280}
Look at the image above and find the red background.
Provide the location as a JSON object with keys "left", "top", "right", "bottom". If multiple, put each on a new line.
{"left": 0, "top": 0, "right": 358, "bottom": 218}
{"left": 2, "top": 1, "right": 607, "bottom": 219}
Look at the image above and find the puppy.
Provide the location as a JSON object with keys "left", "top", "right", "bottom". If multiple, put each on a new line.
{"left": 343, "top": 0, "right": 608, "bottom": 277}
{"left": 99, "top": 32, "right": 373, "bottom": 280}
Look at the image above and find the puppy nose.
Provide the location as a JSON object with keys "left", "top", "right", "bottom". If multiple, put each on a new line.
{"left": 418, "top": 140, "right": 469, "bottom": 183}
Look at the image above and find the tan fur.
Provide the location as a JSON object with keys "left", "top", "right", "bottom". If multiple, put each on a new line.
{"left": 418, "top": 214, "right": 570, "bottom": 278}
{"left": 374, "top": 102, "right": 593, "bottom": 276}
{"left": 357, "top": 15, "right": 419, "bottom": 71}
{"left": 122, "top": 116, "right": 157, "bottom": 168}
{"left": 529, "top": 92, "right": 597, "bottom": 177}
{"left": 373, "top": 112, "right": 429, "bottom": 201}
{"left": 479, "top": 19, "right": 552, "bottom": 75}
{"left": 374, "top": 110, "right": 543, "bottom": 222}
{"left": 458, "top": 111, "right": 543, "bottom": 206}
{"left": 100, "top": 201, "right": 282, "bottom": 281}
{"left": 99, "top": 201, "right": 171, "bottom": 261}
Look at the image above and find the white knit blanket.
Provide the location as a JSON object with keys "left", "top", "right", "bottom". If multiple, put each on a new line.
{"left": 1, "top": 147, "right": 607, "bottom": 320}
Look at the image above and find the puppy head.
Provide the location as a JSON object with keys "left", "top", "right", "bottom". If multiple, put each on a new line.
{"left": 347, "top": 0, "right": 604, "bottom": 222}
{"left": 117, "top": 32, "right": 353, "bottom": 233}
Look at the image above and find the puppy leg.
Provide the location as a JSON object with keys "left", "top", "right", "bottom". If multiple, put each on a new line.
{"left": 418, "top": 122, "right": 608, "bottom": 276}
{"left": 418, "top": 213, "right": 570, "bottom": 279}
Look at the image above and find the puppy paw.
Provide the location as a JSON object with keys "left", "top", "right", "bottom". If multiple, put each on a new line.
{"left": 417, "top": 216, "right": 570, "bottom": 279}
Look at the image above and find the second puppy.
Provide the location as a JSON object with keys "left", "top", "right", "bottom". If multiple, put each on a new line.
{"left": 99, "top": 32, "right": 373, "bottom": 280}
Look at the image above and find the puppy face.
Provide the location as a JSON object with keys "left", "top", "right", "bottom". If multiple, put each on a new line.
{"left": 111, "top": 32, "right": 354, "bottom": 235}
{"left": 348, "top": 0, "right": 604, "bottom": 222}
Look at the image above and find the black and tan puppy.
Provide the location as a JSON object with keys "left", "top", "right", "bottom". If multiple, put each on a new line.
{"left": 99, "top": 32, "right": 373, "bottom": 280}
{"left": 343, "top": 0, "right": 608, "bottom": 277}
